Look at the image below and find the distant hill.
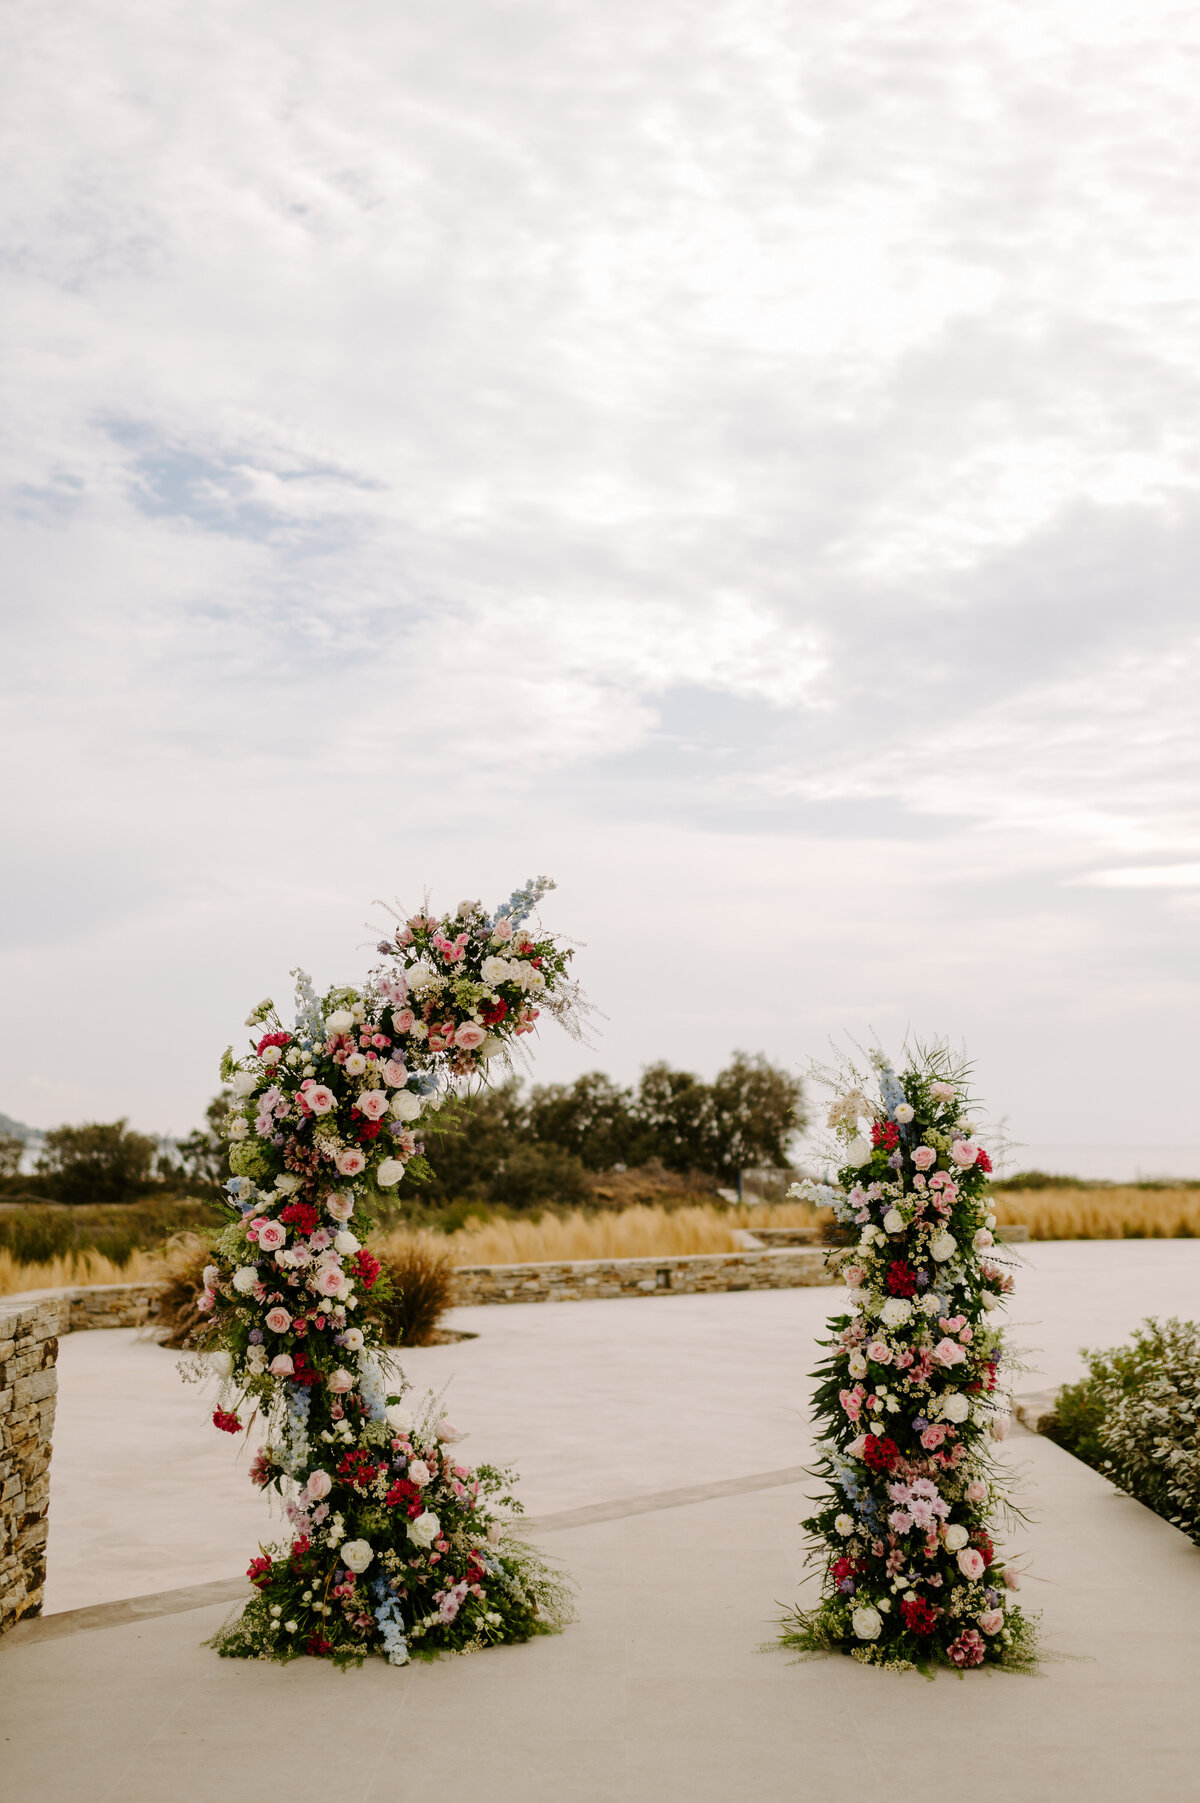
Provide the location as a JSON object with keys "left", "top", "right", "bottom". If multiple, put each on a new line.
{"left": 0, "top": 1111, "right": 42, "bottom": 1142}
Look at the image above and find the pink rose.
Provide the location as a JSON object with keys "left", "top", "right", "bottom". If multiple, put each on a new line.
{"left": 382, "top": 1058, "right": 408, "bottom": 1087}
{"left": 304, "top": 1084, "right": 336, "bottom": 1115}
{"left": 197, "top": 1290, "right": 215, "bottom": 1313}
{"left": 978, "top": 1609, "right": 1004, "bottom": 1635}
{"left": 325, "top": 1192, "right": 354, "bottom": 1222}
{"left": 355, "top": 1090, "right": 389, "bottom": 1122}
{"left": 950, "top": 1139, "right": 979, "bottom": 1167}
{"left": 866, "top": 1341, "right": 892, "bottom": 1365}
{"left": 911, "top": 1146, "right": 936, "bottom": 1171}
{"left": 846, "top": 1435, "right": 868, "bottom": 1459}
{"left": 989, "top": 1414, "right": 1010, "bottom": 1442}
{"left": 335, "top": 1148, "right": 366, "bottom": 1177}
{"left": 265, "top": 1307, "right": 292, "bottom": 1333}
{"left": 258, "top": 1221, "right": 287, "bottom": 1252}
{"left": 934, "top": 1337, "right": 968, "bottom": 1367}
{"left": 306, "top": 1470, "right": 332, "bottom": 1501}
{"left": 956, "top": 1547, "right": 985, "bottom": 1580}
{"left": 1002, "top": 1565, "right": 1021, "bottom": 1591}
{"left": 269, "top": 1353, "right": 295, "bottom": 1376}
{"left": 435, "top": 1418, "right": 462, "bottom": 1442}
{"left": 327, "top": 1367, "right": 355, "bottom": 1393}
{"left": 491, "top": 918, "right": 513, "bottom": 941}
{"left": 203, "top": 1265, "right": 220, "bottom": 1288}
{"left": 391, "top": 1009, "right": 415, "bottom": 1035}
{"left": 843, "top": 1266, "right": 865, "bottom": 1288}
{"left": 965, "top": 1479, "right": 987, "bottom": 1503}
{"left": 455, "top": 1023, "right": 486, "bottom": 1050}
{"left": 921, "top": 1425, "right": 947, "bottom": 1450}
{"left": 929, "top": 1082, "right": 955, "bottom": 1101}
{"left": 315, "top": 1265, "right": 345, "bottom": 1297}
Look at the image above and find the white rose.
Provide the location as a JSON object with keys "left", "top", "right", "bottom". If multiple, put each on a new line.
{"left": 846, "top": 1136, "right": 872, "bottom": 1165}
{"left": 246, "top": 1345, "right": 268, "bottom": 1373}
{"left": 385, "top": 1403, "right": 414, "bottom": 1434}
{"left": 344, "top": 1052, "right": 368, "bottom": 1076}
{"left": 882, "top": 1209, "right": 905, "bottom": 1235}
{"left": 232, "top": 1266, "right": 259, "bottom": 1294}
{"left": 980, "top": 1291, "right": 998, "bottom": 1311}
{"left": 231, "top": 1070, "right": 257, "bottom": 1097}
{"left": 943, "top": 1524, "right": 969, "bottom": 1551}
{"left": 340, "top": 1539, "right": 374, "bottom": 1574}
{"left": 376, "top": 1158, "right": 405, "bottom": 1186}
{"left": 408, "top": 1459, "right": 431, "bottom": 1486}
{"left": 209, "top": 1350, "right": 233, "bottom": 1379}
{"left": 985, "top": 1213, "right": 997, "bottom": 1229}
{"left": 894, "top": 1103, "right": 915, "bottom": 1124}
{"left": 851, "top": 1606, "right": 882, "bottom": 1641}
{"left": 405, "top": 963, "right": 438, "bottom": 994}
{"left": 834, "top": 1514, "right": 855, "bottom": 1537}
{"left": 972, "top": 1228, "right": 994, "bottom": 1251}
{"left": 930, "top": 1230, "right": 957, "bottom": 1263}
{"left": 848, "top": 1351, "right": 868, "bottom": 1378}
{"left": 480, "top": 955, "right": 512, "bottom": 986}
{"left": 326, "top": 1009, "right": 355, "bottom": 1035}
{"left": 334, "top": 1231, "right": 361, "bottom": 1255}
{"left": 390, "top": 1091, "right": 422, "bottom": 1122}
{"left": 407, "top": 1510, "right": 440, "bottom": 1548}
{"left": 941, "top": 1393, "right": 970, "bottom": 1424}
{"left": 274, "top": 1174, "right": 301, "bottom": 1194}
{"left": 479, "top": 1035, "right": 503, "bottom": 1060}
{"left": 881, "top": 1298, "right": 913, "bottom": 1329}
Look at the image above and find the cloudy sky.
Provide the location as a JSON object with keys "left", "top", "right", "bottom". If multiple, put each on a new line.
{"left": 3, "top": 0, "right": 1198, "bottom": 1169}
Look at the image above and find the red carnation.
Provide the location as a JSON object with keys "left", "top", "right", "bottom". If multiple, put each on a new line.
{"left": 350, "top": 1248, "right": 382, "bottom": 1290}
{"left": 280, "top": 1201, "right": 319, "bottom": 1235}
{"left": 862, "top": 1435, "right": 900, "bottom": 1474}
{"left": 480, "top": 998, "right": 508, "bottom": 1026}
{"left": 304, "top": 1633, "right": 334, "bottom": 1657}
{"left": 871, "top": 1119, "right": 899, "bottom": 1151}
{"left": 973, "top": 1531, "right": 995, "bottom": 1565}
{"left": 886, "top": 1260, "right": 917, "bottom": 1297}
{"left": 212, "top": 1408, "right": 241, "bottom": 1435}
{"left": 975, "top": 1148, "right": 992, "bottom": 1173}
{"left": 256, "top": 1031, "right": 292, "bottom": 1054}
{"left": 246, "top": 1556, "right": 272, "bottom": 1588}
{"left": 385, "top": 1478, "right": 420, "bottom": 1509}
{"left": 354, "top": 1120, "right": 383, "bottom": 1142}
{"left": 901, "top": 1596, "right": 937, "bottom": 1636}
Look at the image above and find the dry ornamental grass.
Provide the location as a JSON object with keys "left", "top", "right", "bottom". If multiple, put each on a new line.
{"left": 990, "top": 1185, "right": 1200, "bottom": 1240}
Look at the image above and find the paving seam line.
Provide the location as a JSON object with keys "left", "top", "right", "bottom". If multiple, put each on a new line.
{"left": 3, "top": 1464, "right": 813, "bottom": 1647}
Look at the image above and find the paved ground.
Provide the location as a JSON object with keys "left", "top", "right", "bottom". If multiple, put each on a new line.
{"left": 2, "top": 1240, "right": 1200, "bottom": 1799}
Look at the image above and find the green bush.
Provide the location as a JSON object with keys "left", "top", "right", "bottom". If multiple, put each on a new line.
{"left": 1043, "top": 1318, "right": 1200, "bottom": 1543}
{"left": 0, "top": 1197, "right": 224, "bottom": 1266}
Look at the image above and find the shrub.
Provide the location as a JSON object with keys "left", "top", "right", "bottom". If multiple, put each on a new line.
{"left": 0, "top": 1197, "right": 223, "bottom": 1265}
{"left": 35, "top": 1119, "right": 160, "bottom": 1204}
{"left": 371, "top": 1238, "right": 457, "bottom": 1346}
{"left": 1043, "top": 1318, "right": 1200, "bottom": 1543}
{"left": 152, "top": 1232, "right": 219, "bottom": 1351}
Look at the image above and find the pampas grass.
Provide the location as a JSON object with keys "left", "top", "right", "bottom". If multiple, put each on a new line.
{"left": 991, "top": 1186, "right": 1200, "bottom": 1240}
{"left": 0, "top": 1245, "right": 165, "bottom": 1297}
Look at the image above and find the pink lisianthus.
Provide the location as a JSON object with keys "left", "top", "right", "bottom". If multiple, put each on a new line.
{"left": 264, "top": 1307, "right": 292, "bottom": 1333}
{"left": 978, "top": 1609, "right": 1004, "bottom": 1635}
{"left": 196, "top": 1289, "right": 215, "bottom": 1312}
{"left": 354, "top": 1090, "right": 389, "bottom": 1122}
{"left": 269, "top": 1353, "right": 295, "bottom": 1376}
{"left": 327, "top": 1367, "right": 355, "bottom": 1393}
{"left": 335, "top": 1148, "right": 367, "bottom": 1177}
{"left": 946, "top": 1628, "right": 986, "bottom": 1667}
{"left": 965, "top": 1479, "right": 988, "bottom": 1503}
{"left": 455, "top": 1023, "right": 486, "bottom": 1051}
{"left": 381, "top": 1058, "right": 408, "bottom": 1087}
{"left": 989, "top": 1414, "right": 1010, "bottom": 1442}
{"left": 846, "top": 1434, "right": 868, "bottom": 1459}
{"left": 911, "top": 1146, "right": 937, "bottom": 1171}
{"left": 1003, "top": 1565, "right": 1022, "bottom": 1591}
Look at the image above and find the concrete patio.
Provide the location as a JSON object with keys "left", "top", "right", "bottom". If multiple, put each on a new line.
{"left": 3, "top": 1240, "right": 1200, "bottom": 1800}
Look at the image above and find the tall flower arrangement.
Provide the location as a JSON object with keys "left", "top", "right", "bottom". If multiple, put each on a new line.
{"left": 196, "top": 880, "right": 578, "bottom": 1666}
{"left": 780, "top": 1045, "right": 1039, "bottom": 1673}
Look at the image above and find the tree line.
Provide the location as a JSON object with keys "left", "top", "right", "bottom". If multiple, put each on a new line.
{"left": 0, "top": 1051, "right": 805, "bottom": 1212}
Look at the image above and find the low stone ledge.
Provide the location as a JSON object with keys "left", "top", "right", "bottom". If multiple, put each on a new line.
{"left": 450, "top": 1248, "right": 837, "bottom": 1306}
{"left": 0, "top": 1284, "right": 165, "bottom": 1333}
{"left": 0, "top": 1297, "right": 64, "bottom": 1636}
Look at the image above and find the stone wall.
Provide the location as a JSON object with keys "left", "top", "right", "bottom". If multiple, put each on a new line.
{"left": 0, "top": 1283, "right": 164, "bottom": 1332}
{"left": 0, "top": 1296, "right": 66, "bottom": 1633}
{"left": 451, "top": 1247, "right": 837, "bottom": 1305}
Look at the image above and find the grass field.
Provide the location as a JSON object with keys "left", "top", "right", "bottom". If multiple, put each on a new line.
{"left": 3, "top": 1186, "right": 1200, "bottom": 1299}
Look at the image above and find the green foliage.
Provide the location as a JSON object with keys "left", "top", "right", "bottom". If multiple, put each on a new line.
{"left": 159, "top": 1091, "right": 233, "bottom": 1192}
{"left": 35, "top": 1118, "right": 160, "bottom": 1205}
{"left": 1044, "top": 1318, "right": 1200, "bottom": 1543}
{"left": 0, "top": 1197, "right": 224, "bottom": 1265}
{"left": 0, "top": 1134, "right": 24, "bottom": 1179}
